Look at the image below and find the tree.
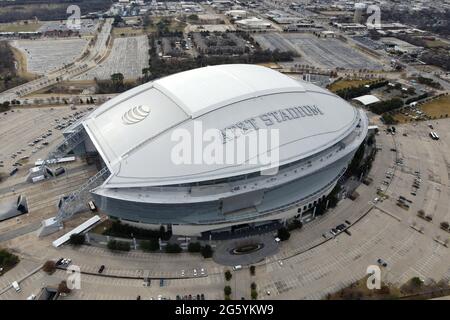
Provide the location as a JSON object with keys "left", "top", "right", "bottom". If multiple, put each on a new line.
{"left": 57, "top": 281, "right": 71, "bottom": 295}
{"left": 277, "top": 227, "right": 291, "bottom": 241}
{"left": 110, "top": 73, "right": 124, "bottom": 91}
{"left": 42, "top": 260, "right": 56, "bottom": 274}
{"left": 112, "top": 15, "right": 124, "bottom": 27}
{"left": 188, "top": 242, "right": 201, "bottom": 253}
{"left": 165, "top": 243, "right": 182, "bottom": 253}
{"left": 188, "top": 14, "right": 199, "bottom": 21}
{"left": 224, "top": 285, "right": 232, "bottom": 296}
{"left": 410, "top": 277, "right": 423, "bottom": 288}
{"left": 140, "top": 239, "right": 159, "bottom": 252}
{"left": 200, "top": 245, "right": 213, "bottom": 258}
{"left": 69, "top": 234, "right": 85, "bottom": 246}
{"left": 250, "top": 265, "right": 255, "bottom": 276}
{"left": 142, "top": 67, "right": 151, "bottom": 82}
{"left": 251, "top": 289, "right": 258, "bottom": 300}
{"left": 251, "top": 282, "right": 257, "bottom": 290}
{"left": 225, "top": 270, "right": 232, "bottom": 281}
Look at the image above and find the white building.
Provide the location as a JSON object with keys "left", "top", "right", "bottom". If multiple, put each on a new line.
{"left": 71, "top": 65, "right": 368, "bottom": 236}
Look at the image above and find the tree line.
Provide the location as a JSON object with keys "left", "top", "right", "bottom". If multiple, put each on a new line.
{"left": 0, "top": 0, "right": 112, "bottom": 23}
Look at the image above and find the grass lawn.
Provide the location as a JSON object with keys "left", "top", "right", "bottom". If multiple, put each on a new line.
{"left": 112, "top": 26, "right": 144, "bottom": 37}
{"left": 328, "top": 79, "right": 375, "bottom": 92}
{"left": 0, "top": 22, "right": 42, "bottom": 32}
{"left": 423, "top": 39, "right": 449, "bottom": 49}
{"left": 90, "top": 219, "right": 113, "bottom": 235}
{"left": 421, "top": 95, "right": 450, "bottom": 119}
{"left": 392, "top": 113, "right": 411, "bottom": 124}
{"left": 326, "top": 275, "right": 401, "bottom": 300}
{"left": 0, "top": 248, "right": 20, "bottom": 275}
{"left": 144, "top": 17, "right": 187, "bottom": 34}
{"left": 327, "top": 274, "right": 450, "bottom": 300}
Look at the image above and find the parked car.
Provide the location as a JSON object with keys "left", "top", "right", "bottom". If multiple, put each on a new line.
{"left": 377, "top": 258, "right": 388, "bottom": 267}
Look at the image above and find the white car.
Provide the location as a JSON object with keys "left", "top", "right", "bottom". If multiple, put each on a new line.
{"left": 181, "top": 270, "right": 185, "bottom": 277}
{"left": 274, "top": 237, "right": 281, "bottom": 243}
{"left": 200, "top": 268, "right": 205, "bottom": 275}
{"left": 193, "top": 269, "right": 197, "bottom": 276}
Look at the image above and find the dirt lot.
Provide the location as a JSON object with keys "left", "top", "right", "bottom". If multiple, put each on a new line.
{"left": 0, "top": 21, "right": 42, "bottom": 32}
{"left": 328, "top": 79, "right": 374, "bottom": 92}
{"left": 421, "top": 95, "right": 450, "bottom": 118}
{"left": 112, "top": 26, "right": 145, "bottom": 37}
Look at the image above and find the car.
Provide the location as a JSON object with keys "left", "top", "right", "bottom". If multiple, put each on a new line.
{"left": 377, "top": 258, "right": 388, "bottom": 267}
{"left": 233, "top": 265, "right": 242, "bottom": 271}
{"left": 56, "top": 258, "right": 64, "bottom": 266}
{"left": 196, "top": 294, "right": 200, "bottom": 300}
{"left": 200, "top": 268, "right": 205, "bottom": 275}
{"left": 176, "top": 295, "right": 181, "bottom": 300}
{"left": 26, "top": 294, "right": 36, "bottom": 300}
{"left": 181, "top": 270, "right": 185, "bottom": 277}
{"left": 345, "top": 220, "right": 351, "bottom": 225}
{"left": 188, "top": 294, "right": 192, "bottom": 300}
{"left": 160, "top": 279, "right": 164, "bottom": 287}
{"left": 331, "top": 228, "right": 338, "bottom": 236}
{"left": 274, "top": 237, "right": 281, "bottom": 243}
{"left": 278, "top": 260, "right": 283, "bottom": 266}
{"left": 98, "top": 265, "right": 105, "bottom": 273}
{"left": 266, "top": 290, "right": 271, "bottom": 296}
{"left": 193, "top": 269, "right": 197, "bottom": 276}
{"left": 200, "top": 293, "right": 205, "bottom": 300}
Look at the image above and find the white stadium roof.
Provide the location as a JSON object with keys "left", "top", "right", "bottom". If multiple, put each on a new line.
{"left": 82, "top": 64, "right": 360, "bottom": 188}
{"left": 352, "top": 94, "right": 380, "bottom": 106}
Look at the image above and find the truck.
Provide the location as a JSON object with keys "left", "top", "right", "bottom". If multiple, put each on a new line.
{"left": 12, "top": 281, "right": 21, "bottom": 292}
{"left": 32, "top": 175, "right": 45, "bottom": 183}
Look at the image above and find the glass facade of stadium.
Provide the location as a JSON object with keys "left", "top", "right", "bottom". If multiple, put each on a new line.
{"left": 90, "top": 111, "right": 367, "bottom": 237}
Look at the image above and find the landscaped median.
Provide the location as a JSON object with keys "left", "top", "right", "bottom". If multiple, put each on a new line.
{"left": 70, "top": 220, "right": 214, "bottom": 258}
{"left": 0, "top": 247, "right": 19, "bottom": 275}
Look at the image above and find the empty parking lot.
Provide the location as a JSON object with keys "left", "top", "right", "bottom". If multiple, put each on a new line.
{"left": 10, "top": 38, "right": 88, "bottom": 74}
{"left": 253, "top": 33, "right": 383, "bottom": 70}
{"left": 75, "top": 35, "right": 149, "bottom": 80}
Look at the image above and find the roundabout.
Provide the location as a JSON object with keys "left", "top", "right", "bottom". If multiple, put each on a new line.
{"left": 230, "top": 243, "right": 264, "bottom": 255}
{"left": 213, "top": 234, "right": 279, "bottom": 266}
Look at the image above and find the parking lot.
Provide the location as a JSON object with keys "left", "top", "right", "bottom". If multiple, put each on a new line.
{"left": 1, "top": 113, "right": 450, "bottom": 300}
{"left": 75, "top": 35, "right": 149, "bottom": 80}
{"left": 0, "top": 105, "right": 93, "bottom": 176}
{"left": 10, "top": 39, "right": 88, "bottom": 75}
{"left": 253, "top": 33, "right": 383, "bottom": 70}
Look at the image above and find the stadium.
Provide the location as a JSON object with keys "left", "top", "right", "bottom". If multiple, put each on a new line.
{"left": 65, "top": 64, "right": 368, "bottom": 237}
